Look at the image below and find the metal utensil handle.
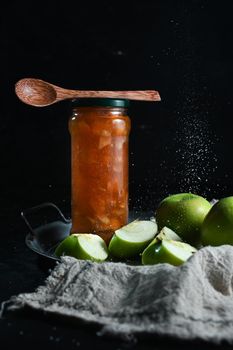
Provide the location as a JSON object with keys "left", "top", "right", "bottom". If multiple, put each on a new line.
{"left": 21, "top": 202, "right": 71, "bottom": 236}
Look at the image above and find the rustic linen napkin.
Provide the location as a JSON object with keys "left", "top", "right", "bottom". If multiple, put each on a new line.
{"left": 3, "top": 245, "right": 233, "bottom": 343}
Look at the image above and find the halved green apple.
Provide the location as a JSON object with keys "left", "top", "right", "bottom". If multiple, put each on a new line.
{"left": 142, "top": 239, "right": 196, "bottom": 266}
{"left": 55, "top": 233, "right": 108, "bottom": 262}
{"left": 108, "top": 220, "right": 158, "bottom": 259}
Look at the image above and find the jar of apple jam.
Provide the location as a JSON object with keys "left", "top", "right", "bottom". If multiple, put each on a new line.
{"left": 69, "top": 98, "right": 131, "bottom": 243}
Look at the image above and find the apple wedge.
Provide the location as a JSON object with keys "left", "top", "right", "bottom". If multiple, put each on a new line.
{"left": 142, "top": 239, "right": 197, "bottom": 266}
{"left": 143, "top": 226, "right": 182, "bottom": 254}
{"left": 156, "top": 226, "right": 182, "bottom": 242}
{"left": 55, "top": 233, "right": 108, "bottom": 262}
{"left": 108, "top": 220, "right": 158, "bottom": 259}
{"left": 141, "top": 226, "right": 182, "bottom": 264}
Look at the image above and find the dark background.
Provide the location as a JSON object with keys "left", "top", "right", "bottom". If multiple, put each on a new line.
{"left": 1, "top": 0, "right": 233, "bottom": 349}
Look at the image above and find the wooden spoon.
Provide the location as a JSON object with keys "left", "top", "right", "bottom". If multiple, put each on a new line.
{"left": 15, "top": 78, "right": 161, "bottom": 107}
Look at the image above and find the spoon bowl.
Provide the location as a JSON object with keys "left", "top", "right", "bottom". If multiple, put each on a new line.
{"left": 15, "top": 79, "right": 58, "bottom": 107}
{"left": 15, "top": 78, "right": 161, "bottom": 107}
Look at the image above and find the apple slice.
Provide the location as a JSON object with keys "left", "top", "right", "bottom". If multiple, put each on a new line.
{"left": 156, "top": 226, "right": 182, "bottom": 242}
{"left": 108, "top": 220, "right": 158, "bottom": 259}
{"left": 142, "top": 239, "right": 196, "bottom": 266}
{"left": 143, "top": 226, "right": 182, "bottom": 254}
{"left": 55, "top": 233, "right": 108, "bottom": 262}
{"left": 141, "top": 226, "right": 182, "bottom": 264}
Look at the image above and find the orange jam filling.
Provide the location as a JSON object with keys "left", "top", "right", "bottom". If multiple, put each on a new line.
{"left": 69, "top": 106, "right": 130, "bottom": 243}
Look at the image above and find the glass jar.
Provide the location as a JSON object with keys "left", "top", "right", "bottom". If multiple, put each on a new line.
{"left": 69, "top": 98, "right": 131, "bottom": 243}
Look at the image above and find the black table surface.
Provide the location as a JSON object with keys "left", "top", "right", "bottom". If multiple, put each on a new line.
{"left": 2, "top": 0, "right": 233, "bottom": 348}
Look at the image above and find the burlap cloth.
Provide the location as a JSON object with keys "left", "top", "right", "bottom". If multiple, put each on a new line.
{"left": 3, "top": 245, "right": 233, "bottom": 343}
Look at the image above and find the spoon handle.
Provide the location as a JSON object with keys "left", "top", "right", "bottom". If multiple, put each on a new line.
{"left": 55, "top": 86, "right": 161, "bottom": 102}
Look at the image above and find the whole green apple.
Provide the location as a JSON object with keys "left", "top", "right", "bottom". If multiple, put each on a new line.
{"left": 156, "top": 193, "right": 211, "bottom": 247}
{"left": 201, "top": 197, "right": 233, "bottom": 246}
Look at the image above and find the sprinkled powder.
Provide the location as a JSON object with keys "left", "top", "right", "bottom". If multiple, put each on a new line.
{"left": 158, "top": 5, "right": 220, "bottom": 198}
{"left": 170, "top": 90, "right": 218, "bottom": 196}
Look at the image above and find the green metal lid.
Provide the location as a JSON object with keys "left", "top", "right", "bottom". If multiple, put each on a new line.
{"left": 71, "top": 98, "right": 130, "bottom": 108}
